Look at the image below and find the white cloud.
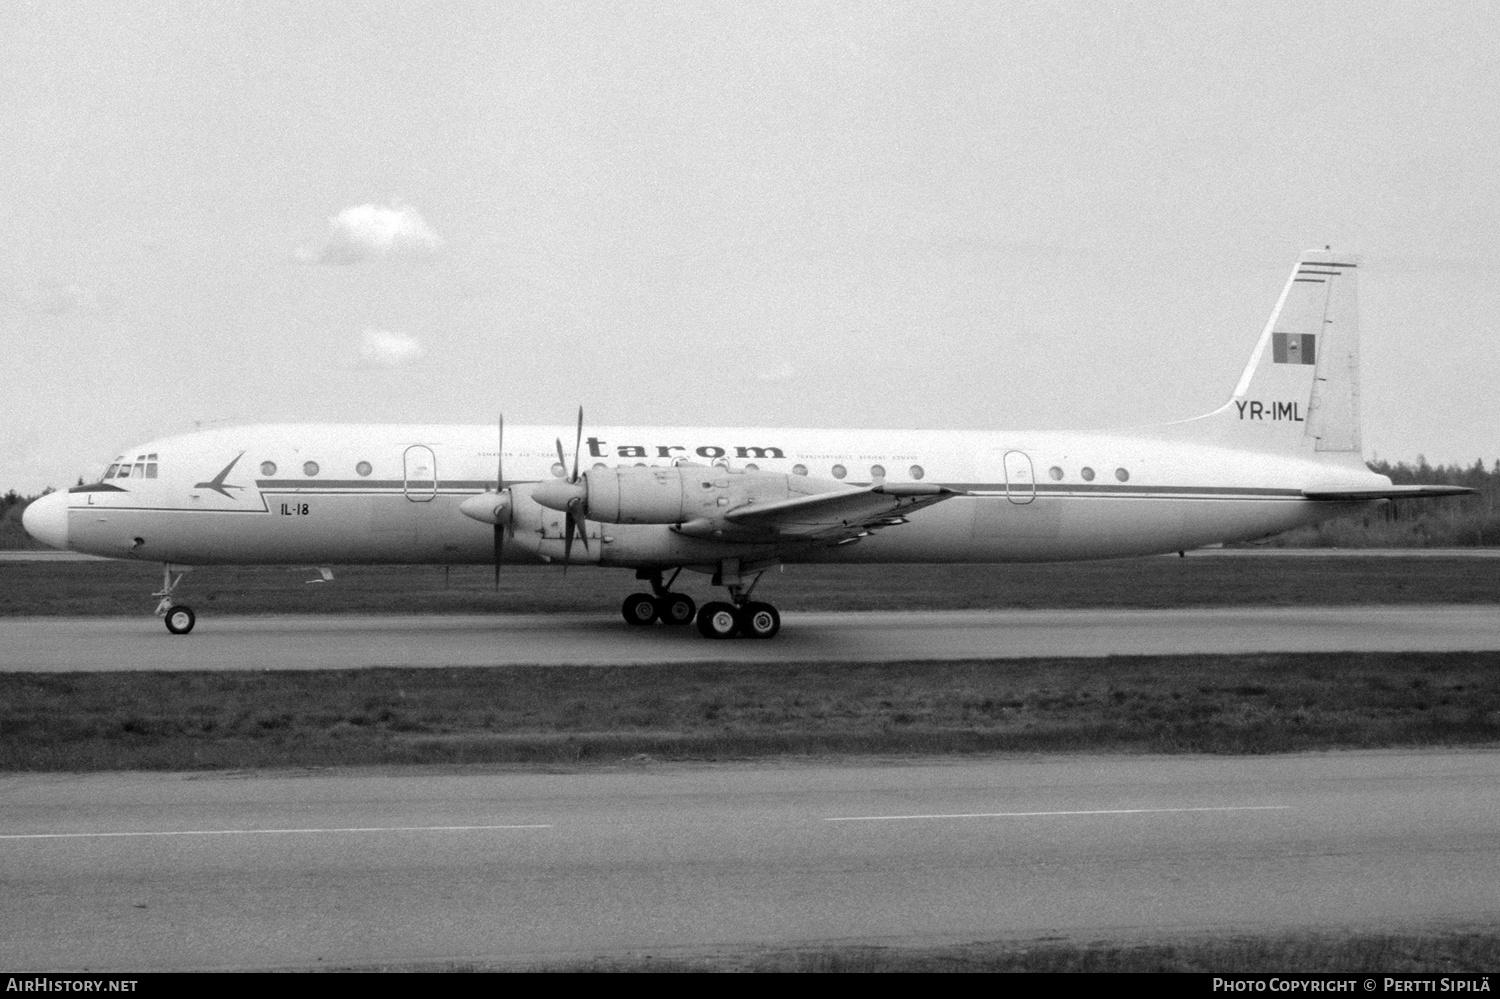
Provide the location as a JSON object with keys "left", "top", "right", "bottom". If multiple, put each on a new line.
{"left": 354, "top": 328, "right": 427, "bottom": 370}
{"left": 296, "top": 202, "right": 443, "bottom": 265}
{"left": 755, "top": 362, "right": 797, "bottom": 382}
{"left": 6, "top": 282, "right": 96, "bottom": 314}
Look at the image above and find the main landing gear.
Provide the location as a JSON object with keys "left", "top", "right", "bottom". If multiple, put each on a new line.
{"left": 695, "top": 599, "right": 780, "bottom": 640}
{"left": 620, "top": 566, "right": 782, "bottom": 639}
{"left": 621, "top": 569, "right": 698, "bottom": 628}
{"left": 153, "top": 565, "right": 195, "bottom": 635}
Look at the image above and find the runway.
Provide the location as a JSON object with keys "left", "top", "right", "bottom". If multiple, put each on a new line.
{"left": 3, "top": 605, "right": 1500, "bottom": 671}
{"left": 6, "top": 547, "right": 1500, "bottom": 561}
{"left": 3, "top": 750, "right": 1496, "bottom": 970}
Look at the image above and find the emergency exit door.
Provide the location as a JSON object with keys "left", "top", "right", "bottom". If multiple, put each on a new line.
{"left": 403, "top": 445, "right": 437, "bottom": 502}
{"left": 1003, "top": 450, "right": 1035, "bottom": 504}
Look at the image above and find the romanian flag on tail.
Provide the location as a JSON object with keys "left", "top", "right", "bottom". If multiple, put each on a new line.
{"left": 1273, "top": 332, "right": 1316, "bottom": 365}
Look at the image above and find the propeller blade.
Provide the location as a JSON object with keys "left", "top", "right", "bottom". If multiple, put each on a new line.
{"left": 571, "top": 407, "right": 583, "bottom": 483}
{"left": 504, "top": 408, "right": 510, "bottom": 588}
{"left": 568, "top": 496, "right": 590, "bottom": 552}
{"left": 552, "top": 407, "right": 589, "bottom": 572}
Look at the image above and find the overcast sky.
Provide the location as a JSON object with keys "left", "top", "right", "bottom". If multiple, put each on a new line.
{"left": 4, "top": 1, "right": 1498, "bottom": 492}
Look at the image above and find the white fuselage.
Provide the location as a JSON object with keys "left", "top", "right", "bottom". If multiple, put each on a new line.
{"left": 55, "top": 421, "right": 1386, "bottom": 569}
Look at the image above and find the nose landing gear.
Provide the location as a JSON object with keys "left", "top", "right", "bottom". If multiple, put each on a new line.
{"left": 153, "top": 565, "right": 195, "bottom": 635}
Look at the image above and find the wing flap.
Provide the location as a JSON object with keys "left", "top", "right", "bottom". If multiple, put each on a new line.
{"left": 720, "top": 483, "right": 962, "bottom": 538}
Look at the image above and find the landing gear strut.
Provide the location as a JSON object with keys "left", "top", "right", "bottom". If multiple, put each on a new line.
{"left": 153, "top": 565, "right": 195, "bottom": 635}
{"left": 620, "top": 569, "right": 697, "bottom": 627}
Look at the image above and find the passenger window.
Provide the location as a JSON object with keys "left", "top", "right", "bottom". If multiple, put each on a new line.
{"left": 909, "top": 465, "right": 924, "bottom": 480}
{"left": 261, "top": 461, "right": 277, "bottom": 476}
{"left": 831, "top": 464, "right": 847, "bottom": 479}
{"left": 1049, "top": 466, "right": 1064, "bottom": 481}
{"left": 356, "top": 461, "right": 372, "bottom": 477}
{"left": 870, "top": 464, "right": 886, "bottom": 480}
{"left": 745, "top": 463, "right": 759, "bottom": 472}
{"left": 1080, "top": 467, "right": 1095, "bottom": 481}
{"left": 1115, "top": 467, "right": 1130, "bottom": 482}
{"left": 303, "top": 461, "right": 320, "bottom": 476}
{"left": 792, "top": 464, "right": 808, "bottom": 476}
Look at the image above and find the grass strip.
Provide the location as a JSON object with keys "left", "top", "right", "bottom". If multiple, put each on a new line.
{"left": 4, "top": 652, "right": 1499, "bottom": 771}
{"left": 478, "top": 929, "right": 1500, "bottom": 972}
{"left": 5, "top": 558, "right": 1500, "bottom": 616}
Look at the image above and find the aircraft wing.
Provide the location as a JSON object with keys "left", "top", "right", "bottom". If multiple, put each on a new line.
{"left": 1301, "top": 485, "right": 1476, "bottom": 501}
{"left": 721, "top": 483, "right": 963, "bottom": 540}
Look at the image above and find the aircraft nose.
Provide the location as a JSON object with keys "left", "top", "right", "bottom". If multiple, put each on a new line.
{"left": 21, "top": 490, "right": 70, "bottom": 550}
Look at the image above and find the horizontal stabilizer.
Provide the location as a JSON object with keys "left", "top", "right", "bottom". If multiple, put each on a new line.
{"left": 1302, "top": 485, "right": 1476, "bottom": 502}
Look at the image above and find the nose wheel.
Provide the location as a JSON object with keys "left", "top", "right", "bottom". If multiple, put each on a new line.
{"left": 164, "top": 605, "right": 196, "bottom": 634}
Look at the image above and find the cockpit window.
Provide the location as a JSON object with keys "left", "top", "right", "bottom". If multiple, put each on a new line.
{"left": 105, "top": 463, "right": 120, "bottom": 479}
{"left": 116, "top": 463, "right": 131, "bottom": 479}
{"left": 146, "top": 454, "right": 158, "bottom": 478}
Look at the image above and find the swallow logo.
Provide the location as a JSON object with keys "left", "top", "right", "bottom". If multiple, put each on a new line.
{"left": 195, "top": 452, "right": 247, "bottom": 498}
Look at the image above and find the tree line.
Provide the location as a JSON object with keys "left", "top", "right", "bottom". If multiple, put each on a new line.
{"left": 1257, "top": 458, "right": 1500, "bottom": 547}
{"left": 0, "top": 488, "right": 52, "bottom": 549}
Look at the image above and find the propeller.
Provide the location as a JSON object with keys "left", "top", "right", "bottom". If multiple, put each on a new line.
{"left": 493, "top": 413, "right": 504, "bottom": 588}
{"left": 456, "top": 412, "right": 512, "bottom": 589}
{"left": 554, "top": 407, "right": 589, "bottom": 566}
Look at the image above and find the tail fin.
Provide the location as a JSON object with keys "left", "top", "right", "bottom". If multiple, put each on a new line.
{"left": 1156, "top": 250, "right": 1363, "bottom": 462}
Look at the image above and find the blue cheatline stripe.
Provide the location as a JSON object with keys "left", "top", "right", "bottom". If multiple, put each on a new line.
{"left": 256, "top": 479, "right": 507, "bottom": 491}
{"left": 253, "top": 478, "right": 1309, "bottom": 499}
{"left": 255, "top": 481, "right": 1307, "bottom": 499}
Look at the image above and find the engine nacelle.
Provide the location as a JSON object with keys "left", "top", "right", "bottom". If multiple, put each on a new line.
{"left": 588, "top": 465, "right": 803, "bottom": 524}
{"left": 532, "top": 465, "right": 816, "bottom": 525}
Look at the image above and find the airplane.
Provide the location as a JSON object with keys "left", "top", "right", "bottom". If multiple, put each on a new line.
{"left": 22, "top": 249, "right": 1473, "bottom": 639}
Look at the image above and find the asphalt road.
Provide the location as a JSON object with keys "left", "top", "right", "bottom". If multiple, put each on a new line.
{"left": 3, "top": 605, "right": 1500, "bottom": 671}
{"left": 3, "top": 750, "right": 1497, "bottom": 970}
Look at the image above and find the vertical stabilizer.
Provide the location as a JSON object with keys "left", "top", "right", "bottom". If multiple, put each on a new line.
{"left": 1155, "top": 250, "right": 1362, "bottom": 461}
